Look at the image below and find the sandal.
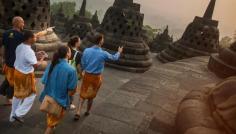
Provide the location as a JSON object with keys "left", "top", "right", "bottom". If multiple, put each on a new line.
{"left": 84, "top": 112, "right": 90, "bottom": 116}
{"left": 74, "top": 114, "right": 80, "bottom": 121}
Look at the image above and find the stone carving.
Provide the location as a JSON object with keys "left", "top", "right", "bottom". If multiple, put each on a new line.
{"left": 208, "top": 41, "right": 236, "bottom": 78}
{"left": 176, "top": 76, "right": 236, "bottom": 134}
{"left": 150, "top": 26, "right": 173, "bottom": 53}
{"left": 82, "top": 0, "right": 152, "bottom": 73}
{"left": 157, "top": 0, "right": 219, "bottom": 63}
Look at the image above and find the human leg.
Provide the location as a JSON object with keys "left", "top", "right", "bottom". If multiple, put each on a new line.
{"left": 46, "top": 109, "right": 64, "bottom": 134}
{"left": 15, "top": 94, "right": 36, "bottom": 118}
{"left": 9, "top": 96, "right": 21, "bottom": 122}
{"left": 74, "top": 97, "right": 85, "bottom": 121}
{"left": 85, "top": 99, "right": 93, "bottom": 116}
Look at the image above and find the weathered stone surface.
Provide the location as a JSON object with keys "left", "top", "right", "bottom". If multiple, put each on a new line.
{"left": 157, "top": 0, "right": 219, "bottom": 63}
{"left": 176, "top": 76, "right": 236, "bottom": 134}
{"left": 0, "top": 56, "right": 222, "bottom": 134}
{"left": 208, "top": 41, "right": 236, "bottom": 78}
{"left": 0, "top": 0, "right": 50, "bottom": 31}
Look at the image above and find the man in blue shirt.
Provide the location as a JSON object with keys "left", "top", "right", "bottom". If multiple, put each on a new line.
{"left": 74, "top": 34, "right": 123, "bottom": 120}
{"left": 0, "top": 16, "right": 24, "bottom": 105}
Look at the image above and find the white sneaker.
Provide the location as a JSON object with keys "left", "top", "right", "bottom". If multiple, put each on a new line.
{"left": 70, "top": 104, "right": 76, "bottom": 110}
{"left": 9, "top": 116, "right": 15, "bottom": 122}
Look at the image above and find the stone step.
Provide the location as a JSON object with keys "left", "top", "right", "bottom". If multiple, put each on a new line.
{"left": 106, "top": 63, "right": 151, "bottom": 73}
{"left": 156, "top": 53, "right": 170, "bottom": 63}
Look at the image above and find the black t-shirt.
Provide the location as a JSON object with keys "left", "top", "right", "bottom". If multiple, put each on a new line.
{"left": 2, "top": 29, "right": 24, "bottom": 67}
{"left": 70, "top": 48, "right": 82, "bottom": 66}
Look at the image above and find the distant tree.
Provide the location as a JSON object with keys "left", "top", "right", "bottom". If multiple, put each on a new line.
{"left": 142, "top": 25, "right": 160, "bottom": 45}
{"left": 219, "top": 36, "right": 232, "bottom": 49}
{"left": 51, "top": 2, "right": 76, "bottom": 19}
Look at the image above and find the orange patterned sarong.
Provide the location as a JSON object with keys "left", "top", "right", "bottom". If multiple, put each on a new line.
{"left": 80, "top": 72, "right": 102, "bottom": 99}
{"left": 47, "top": 108, "right": 65, "bottom": 128}
{"left": 2, "top": 64, "right": 15, "bottom": 87}
{"left": 13, "top": 69, "right": 36, "bottom": 99}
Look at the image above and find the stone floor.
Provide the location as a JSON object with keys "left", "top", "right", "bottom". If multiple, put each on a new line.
{"left": 0, "top": 56, "right": 222, "bottom": 134}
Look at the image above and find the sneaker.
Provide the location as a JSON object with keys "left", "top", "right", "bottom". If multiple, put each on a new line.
{"left": 70, "top": 104, "right": 76, "bottom": 110}
{"left": 9, "top": 116, "right": 15, "bottom": 122}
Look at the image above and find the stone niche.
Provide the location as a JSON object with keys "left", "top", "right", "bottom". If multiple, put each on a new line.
{"left": 176, "top": 76, "right": 236, "bottom": 134}
{"left": 208, "top": 41, "right": 236, "bottom": 78}
{"left": 157, "top": 0, "right": 219, "bottom": 63}
{"left": 82, "top": 0, "right": 152, "bottom": 73}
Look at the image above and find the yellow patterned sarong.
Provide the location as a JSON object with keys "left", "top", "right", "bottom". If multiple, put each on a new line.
{"left": 13, "top": 69, "right": 36, "bottom": 99}
{"left": 80, "top": 72, "right": 102, "bottom": 100}
{"left": 2, "top": 64, "right": 15, "bottom": 87}
{"left": 47, "top": 108, "right": 65, "bottom": 128}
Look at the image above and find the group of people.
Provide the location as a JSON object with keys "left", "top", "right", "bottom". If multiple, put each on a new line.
{"left": 0, "top": 16, "right": 123, "bottom": 134}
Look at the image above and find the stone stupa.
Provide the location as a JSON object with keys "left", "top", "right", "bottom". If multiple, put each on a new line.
{"left": 0, "top": 0, "right": 62, "bottom": 76}
{"left": 66, "top": 0, "right": 92, "bottom": 39}
{"left": 150, "top": 26, "right": 173, "bottom": 53}
{"left": 91, "top": 10, "right": 100, "bottom": 29}
{"left": 157, "top": 0, "right": 219, "bottom": 63}
{"left": 82, "top": 0, "right": 152, "bottom": 73}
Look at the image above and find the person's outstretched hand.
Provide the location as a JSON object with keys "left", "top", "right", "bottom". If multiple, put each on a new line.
{"left": 118, "top": 46, "right": 123, "bottom": 53}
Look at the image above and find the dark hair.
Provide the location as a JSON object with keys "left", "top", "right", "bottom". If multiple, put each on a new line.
{"left": 67, "top": 36, "right": 80, "bottom": 48}
{"left": 95, "top": 34, "right": 104, "bottom": 45}
{"left": 23, "top": 30, "right": 34, "bottom": 42}
{"left": 48, "top": 45, "right": 70, "bottom": 77}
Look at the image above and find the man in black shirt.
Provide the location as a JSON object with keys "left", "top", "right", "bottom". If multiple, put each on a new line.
{"left": 0, "top": 16, "right": 24, "bottom": 105}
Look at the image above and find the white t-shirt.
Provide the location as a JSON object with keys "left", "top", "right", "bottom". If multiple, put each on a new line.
{"left": 14, "top": 43, "right": 37, "bottom": 74}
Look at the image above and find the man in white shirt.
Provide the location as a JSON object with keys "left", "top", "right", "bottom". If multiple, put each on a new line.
{"left": 10, "top": 30, "right": 46, "bottom": 123}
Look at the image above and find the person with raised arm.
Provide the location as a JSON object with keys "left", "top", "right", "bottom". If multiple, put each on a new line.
{"left": 74, "top": 34, "right": 123, "bottom": 120}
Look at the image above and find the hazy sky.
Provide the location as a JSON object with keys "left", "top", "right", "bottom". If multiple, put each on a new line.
{"left": 134, "top": 0, "right": 236, "bottom": 38}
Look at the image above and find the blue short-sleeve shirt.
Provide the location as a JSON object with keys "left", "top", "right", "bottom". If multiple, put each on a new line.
{"left": 39, "top": 59, "right": 78, "bottom": 108}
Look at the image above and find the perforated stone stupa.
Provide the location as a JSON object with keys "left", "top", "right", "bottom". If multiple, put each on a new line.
{"left": 0, "top": 0, "right": 61, "bottom": 76}
{"left": 157, "top": 0, "right": 219, "bottom": 63}
{"left": 66, "top": 0, "right": 92, "bottom": 39}
{"left": 83, "top": 0, "right": 152, "bottom": 73}
{"left": 208, "top": 41, "right": 236, "bottom": 78}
